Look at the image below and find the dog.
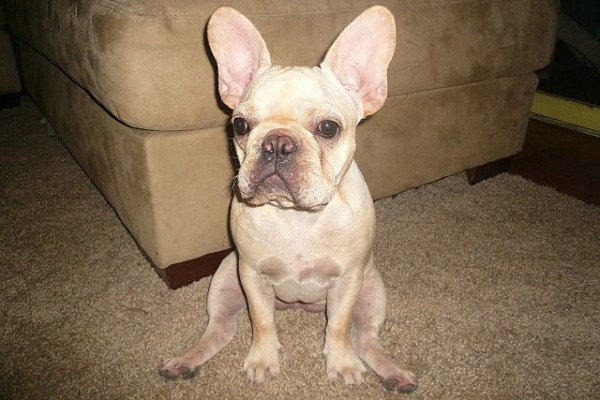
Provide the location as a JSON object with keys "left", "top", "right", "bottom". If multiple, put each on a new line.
{"left": 158, "top": 6, "right": 418, "bottom": 393}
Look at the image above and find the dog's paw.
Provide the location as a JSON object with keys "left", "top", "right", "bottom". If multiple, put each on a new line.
{"left": 243, "top": 346, "right": 280, "bottom": 383}
{"left": 326, "top": 350, "right": 366, "bottom": 384}
{"left": 158, "top": 357, "right": 200, "bottom": 380}
{"left": 381, "top": 370, "right": 419, "bottom": 393}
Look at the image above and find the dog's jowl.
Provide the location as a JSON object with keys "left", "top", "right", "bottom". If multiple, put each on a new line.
{"left": 158, "top": 6, "right": 418, "bottom": 393}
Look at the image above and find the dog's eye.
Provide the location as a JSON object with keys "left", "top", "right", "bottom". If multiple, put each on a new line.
{"left": 232, "top": 117, "right": 250, "bottom": 135}
{"left": 316, "top": 120, "right": 340, "bottom": 138}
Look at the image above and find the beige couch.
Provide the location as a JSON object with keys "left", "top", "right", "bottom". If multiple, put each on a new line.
{"left": 6, "top": 0, "right": 558, "bottom": 288}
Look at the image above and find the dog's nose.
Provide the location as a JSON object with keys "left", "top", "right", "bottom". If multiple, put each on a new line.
{"left": 261, "top": 130, "right": 298, "bottom": 164}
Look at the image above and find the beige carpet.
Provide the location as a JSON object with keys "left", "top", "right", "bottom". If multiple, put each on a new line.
{"left": 1, "top": 98, "right": 599, "bottom": 400}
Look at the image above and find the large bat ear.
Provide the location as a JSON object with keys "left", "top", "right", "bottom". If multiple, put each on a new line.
{"left": 321, "top": 6, "right": 396, "bottom": 118}
{"left": 207, "top": 7, "right": 272, "bottom": 109}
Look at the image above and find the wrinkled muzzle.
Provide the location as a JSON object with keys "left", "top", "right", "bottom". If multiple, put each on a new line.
{"left": 237, "top": 129, "right": 334, "bottom": 210}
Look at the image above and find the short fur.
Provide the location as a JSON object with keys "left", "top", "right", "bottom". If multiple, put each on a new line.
{"left": 159, "top": 6, "right": 418, "bottom": 393}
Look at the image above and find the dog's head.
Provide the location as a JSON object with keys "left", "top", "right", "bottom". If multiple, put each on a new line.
{"left": 208, "top": 6, "right": 396, "bottom": 210}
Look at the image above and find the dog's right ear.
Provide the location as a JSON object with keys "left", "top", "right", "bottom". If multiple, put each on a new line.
{"left": 207, "top": 7, "right": 272, "bottom": 109}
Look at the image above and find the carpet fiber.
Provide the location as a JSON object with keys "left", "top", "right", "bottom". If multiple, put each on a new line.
{"left": 1, "top": 98, "right": 599, "bottom": 399}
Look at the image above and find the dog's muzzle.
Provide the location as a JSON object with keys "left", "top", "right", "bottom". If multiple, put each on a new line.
{"left": 238, "top": 129, "right": 299, "bottom": 205}
{"left": 237, "top": 129, "right": 331, "bottom": 209}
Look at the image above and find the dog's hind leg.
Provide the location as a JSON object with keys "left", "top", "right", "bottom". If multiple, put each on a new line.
{"left": 350, "top": 268, "right": 419, "bottom": 393}
{"left": 159, "top": 251, "right": 246, "bottom": 379}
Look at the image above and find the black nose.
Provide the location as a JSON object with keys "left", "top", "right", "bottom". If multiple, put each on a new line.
{"left": 261, "top": 130, "right": 298, "bottom": 164}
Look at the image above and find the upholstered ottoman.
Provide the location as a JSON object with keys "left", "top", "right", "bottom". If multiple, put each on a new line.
{"left": 5, "top": 0, "right": 558, "bottom": 288}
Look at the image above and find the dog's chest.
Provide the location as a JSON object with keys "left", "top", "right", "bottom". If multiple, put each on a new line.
{"left": 257, "top": 255, "right": 341, "bottom": 304}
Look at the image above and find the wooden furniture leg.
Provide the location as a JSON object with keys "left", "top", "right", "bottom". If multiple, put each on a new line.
{"left": 466, "top": 156, "right": 514, "bottom": 185}
{"left": 154, "top": 249, "right": 232, "bottom": 290}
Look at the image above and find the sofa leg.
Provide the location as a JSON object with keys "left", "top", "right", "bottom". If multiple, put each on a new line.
{"left": 154, "top": 249, "right": 232, "bottom": 290}
{"left": 466, "top": 156, "right": 514, "bottom": 185}
{"left": 0, "top": 93, "right": 20, "bottom": 110}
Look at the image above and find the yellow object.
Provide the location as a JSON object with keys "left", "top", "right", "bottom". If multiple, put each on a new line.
{"left": 531, "top": 91, "right": 600, "bottom": 136}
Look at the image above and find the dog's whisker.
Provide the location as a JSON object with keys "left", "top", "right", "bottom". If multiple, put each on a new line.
{"left": 220, "top": 175, "right": 239, "bottom": 194}
{"left": 230, "top": 176, "right": 239, "bottom": 194}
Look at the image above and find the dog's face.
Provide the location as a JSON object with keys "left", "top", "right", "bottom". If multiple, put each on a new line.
{"left": 208, "top": 7, "right": 396, "bottom": 210}
{"left": 230, "top": 67, "right": 360, "bottom": 209}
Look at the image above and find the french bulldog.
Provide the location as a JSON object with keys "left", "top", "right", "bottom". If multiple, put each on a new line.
{"left": 159, "top": 5, "right": 418, "bottom": 393}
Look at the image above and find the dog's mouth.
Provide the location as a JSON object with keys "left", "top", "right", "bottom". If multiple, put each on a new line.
{"left": 238, "top": 172, "right": 331, "bottom": 210}
{"left": 246, "top": 174, "right": 293, "bottom": 206}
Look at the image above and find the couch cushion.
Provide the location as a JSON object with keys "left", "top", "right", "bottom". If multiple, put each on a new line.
{"left": 6, "top": 0, "right": 558, "bottom": 131}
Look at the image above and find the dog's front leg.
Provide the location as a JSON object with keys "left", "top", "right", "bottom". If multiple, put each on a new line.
{"left": 324, "top": 264, "right": 367, "bottom": 384}
{"left": 239, "top": 260, "right": 281, "bottom": 383}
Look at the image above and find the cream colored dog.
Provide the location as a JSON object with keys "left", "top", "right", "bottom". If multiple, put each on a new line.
{"left": 159, "top": 6, "right": 418, "bottom": 393}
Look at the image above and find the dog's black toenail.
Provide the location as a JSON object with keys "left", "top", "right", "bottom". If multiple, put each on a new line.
{"left": 382, "top": 378, "right": 396, "bottom": 391}
{"left": 158, "top": 369, "right": 178, "bottom": 380}
{"left": 398, "top": 383, "right": 418, "bottom": 393}
{"left": 180, "top": 366, "right": 199, "bottom": 379}
{"left": 382, "top": 378, "right": 418, "bottom": 394}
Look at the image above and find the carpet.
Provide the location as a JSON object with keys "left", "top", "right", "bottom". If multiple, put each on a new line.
{"left": 1, "top": 98, "right": 599, "bottom": 399}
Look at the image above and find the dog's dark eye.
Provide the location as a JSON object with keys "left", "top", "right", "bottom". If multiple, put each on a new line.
{"left": 316, "top": 120, "right": 340, "bottom": 138}
{"left": 232, "top": 117, "right": 250, "bottom": 135}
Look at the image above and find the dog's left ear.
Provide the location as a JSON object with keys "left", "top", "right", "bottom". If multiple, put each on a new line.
{"left": 321, "top": 6, "right": 396, "bottom": 118}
